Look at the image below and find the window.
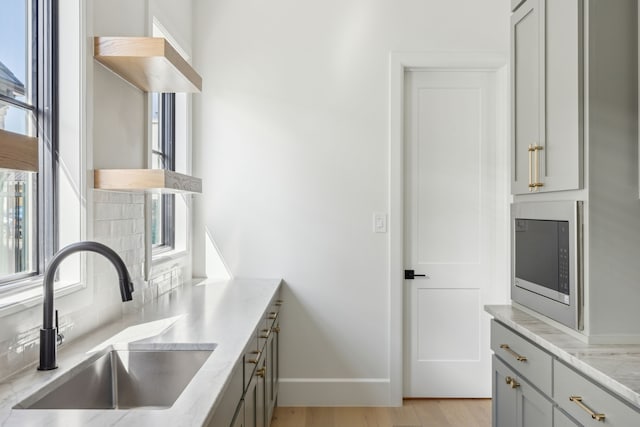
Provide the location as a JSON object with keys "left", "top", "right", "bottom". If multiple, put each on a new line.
{"left": 0, "top": 0, "right": 57, "bottom": 287}
{"left": 150, "top": 92, "right": 175, "bottom": 252}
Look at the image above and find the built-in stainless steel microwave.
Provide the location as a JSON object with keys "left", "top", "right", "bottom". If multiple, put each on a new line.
{"left": 511, "top": 201, "right": 583, "bottom": 330}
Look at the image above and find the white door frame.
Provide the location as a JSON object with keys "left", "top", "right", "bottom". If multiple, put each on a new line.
{"left": 388, "top": 51, "right": 508, "bottom": 406}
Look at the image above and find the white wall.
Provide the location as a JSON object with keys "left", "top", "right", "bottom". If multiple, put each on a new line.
{"left": 192, "top": 0, "right": 510, "bottom": 405}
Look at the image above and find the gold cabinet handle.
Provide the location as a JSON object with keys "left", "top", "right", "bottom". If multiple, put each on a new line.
{"left": 256, "top": 367, "right": 266, "bottom": 378}
{"left": 528, "top": 144, "right": 535, "bottom": 191}
{"left": 260, "top": 328, "right": 271, "bottom": 339}
{"left": 533, "top": 145, "right": 544, "bottom": 191}
{"left": 505, "top": 376, "right": 520, "bottom": 389}
{"left": 500, "top": 344, "right": 527, "bottom": 362}
{"left": 272, "top": 326, "right": 280, "bottom": 333}
{"left": 276, "top": 299, "right": 284, "bottom": 303}
{"left": 569, "top": 396, "right": 605, "bottom": 422}
{"left": 268, "top": 311, "right": 279, "bottom": 320}
{"left": 247, "top": 350, "right": 262, "bottom": 364}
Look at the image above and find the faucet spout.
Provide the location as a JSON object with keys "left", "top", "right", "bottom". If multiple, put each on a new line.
{"left": 39, "top": 241, "right": 134, "bottom": 371}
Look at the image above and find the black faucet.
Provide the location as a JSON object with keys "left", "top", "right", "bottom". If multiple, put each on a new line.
{"left": 38, "top": 241, "right": 134, "bottom": 370}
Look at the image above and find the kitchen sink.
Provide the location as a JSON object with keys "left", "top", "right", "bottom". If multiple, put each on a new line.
{"left": 14, "top": 345, "right": 215, "bottom": 410}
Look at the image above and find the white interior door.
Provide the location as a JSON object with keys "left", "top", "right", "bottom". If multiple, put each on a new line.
{"left": 403, "top": 70, "right": 498, "bottom": 397}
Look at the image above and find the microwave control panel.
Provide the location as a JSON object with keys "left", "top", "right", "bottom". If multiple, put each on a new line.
{"left": 558, "top": 223, "right": 570, "bottom": 295}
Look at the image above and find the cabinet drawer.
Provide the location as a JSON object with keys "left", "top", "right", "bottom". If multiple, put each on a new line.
{"left": 491, "top": 320, "right": 552, "bottom": 395}
{"left": 554, "top": 360, "right": 640, "bottom": 427}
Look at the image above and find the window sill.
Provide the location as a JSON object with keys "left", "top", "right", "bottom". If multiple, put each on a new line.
{"left": 0, "top": 279, "right": 85, "bottom": 318}
{"left": 152, "top": 249, "right": 188, "bottom": 266}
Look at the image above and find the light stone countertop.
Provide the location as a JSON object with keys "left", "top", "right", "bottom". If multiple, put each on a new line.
{"left": 486, "top": 305, "right": 640, "bottom": 408}
{"left": 0, "top": 278, "right": 282, "bottom": 427}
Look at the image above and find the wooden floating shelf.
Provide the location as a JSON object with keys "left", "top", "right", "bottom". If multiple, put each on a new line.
{"left": 94, "top": 169, "right": 202, "bottom": 194}
{"left": 94, "top": 37, "right": 202, "bottom": 93}
{"left": 0, "top": 129, "right": 38, "bottom": 172}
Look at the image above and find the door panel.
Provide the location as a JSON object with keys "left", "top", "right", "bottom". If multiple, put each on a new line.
{"left": 414, "top": 86, "right": 481, "bottom": 264}
{"left": 404, "top": 70, "right": 497, "bottom": 397}
{"left": 416, "top": 288, "right": 480, "bottom": 361}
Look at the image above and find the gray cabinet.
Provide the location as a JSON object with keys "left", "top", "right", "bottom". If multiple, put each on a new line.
{"left": 491, "top": 321, "right": 556, "bottom": 427}
{"left": 245, "top": 349, "right": 266, "bottom": 427}
{"left": 492, "top": 320, "right": 640, "bottom": 426}
{"left": 208, "top": 293, "right": 282, "bottom": 427}
{"left": 510, "top": 0, "right": 583, "bottom": 194}
{"left": 266, "top": 316, "right": 280, "bottom": 422}
{"left": 492, "top": 356, "right": 553, "bottom": 427}
{"left": 251, "top": 296, "right": 281, "bottom": 427}
{"left": 493, "top": 356, "right": 517, "bottom": 427}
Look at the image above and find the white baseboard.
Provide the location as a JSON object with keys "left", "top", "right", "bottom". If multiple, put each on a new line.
{"left": 278, "top": 378, "right": 391, "bottom": 406}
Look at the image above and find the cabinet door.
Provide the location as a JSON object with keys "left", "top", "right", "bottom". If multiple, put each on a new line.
{"left": 257, "top": 357, "right": 267, "bottom": 427}
{"left": 245, "top": 373, "right": 258, "bottom": 427}
{"left": 493, "top": 356, "right": 518, "bottom": 427}
{"left": 542, "top": 0, "right": 583, "bottom": 192}
{"left": 273, "top": 320, "right": 280, "bottom": 401}
{"left": 511, "top": 0, "right": 544, "bottom": 194}
{"left": 245, "top": 349, "right": 267, "bottom": 427}
{"left": 492, "top": 355, "right": 553, "bottom": 427}
{"left": 265, "top": 326, "right": 276, "bottom": 423}
{"left": 511, "top": 0, "right": 583, "bottom": 194}
{"left": 518, "top": 375, "right": 553, "bottom": 427}
{"left": 231, "top": 400, "right": 245, "bottom": 427}
{"left": 554, "top": 407, "right": 580, "bottom": 427}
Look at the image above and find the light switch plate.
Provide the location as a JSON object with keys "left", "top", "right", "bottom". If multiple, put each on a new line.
{"left": 373, "top": 212, "right": 387, "bottom": 233}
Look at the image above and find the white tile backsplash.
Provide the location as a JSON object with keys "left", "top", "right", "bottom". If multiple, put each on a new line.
{"left": 0, "top": 191, "right": 190, "bottom": 380}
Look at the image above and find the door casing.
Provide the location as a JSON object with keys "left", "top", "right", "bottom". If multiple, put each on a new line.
{"left": 388, "top": 51, "right": 510, "bottom": 406}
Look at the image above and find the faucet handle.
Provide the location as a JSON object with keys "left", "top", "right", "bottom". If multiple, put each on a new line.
{"left": 55, "top": 310, "right": 64, "bottom": 346}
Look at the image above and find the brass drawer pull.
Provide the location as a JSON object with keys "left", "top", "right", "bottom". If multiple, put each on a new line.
{"left": 500, "top": 344, "right": 527, "bottom": 362}
{"left": 527, "top": 144, "right": 544, "bottom": 191}
{"left": 268, "top": 311, "right": 279, "bottom": 320}
{"left": 528, "top": 145, "right": 535, "bottom": 191}
{"left": 569, "top": 396, "right": 605, "bottom": 422}
{"left": 256, "top": 367, "right": 266, "bottom": 378}
{"left": 533, "top": 145, "right": 544, "bottom": 190}
{"left": 260, "top": 328, "right": 271, "bottom": 339}
{"left": 272, "top": 326, "right": 280, "bottom": 333}
{"left": 246, "top": 350, "right": 261, "bottom": 364}
{"left": 505, "top": 376, "right": 520, "bottom": 389}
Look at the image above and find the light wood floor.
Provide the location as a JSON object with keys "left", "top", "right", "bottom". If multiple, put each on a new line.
{"left": 271, "top": 399, "right": 491, "bottom": 427}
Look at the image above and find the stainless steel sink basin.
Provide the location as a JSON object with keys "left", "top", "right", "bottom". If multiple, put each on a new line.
{"left": 15, "top": 346, "right": 214, "bottom": 410}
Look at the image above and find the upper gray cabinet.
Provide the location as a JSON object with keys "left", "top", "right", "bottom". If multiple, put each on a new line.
{"left": 511, "top": 0, "right": 583, "bottom": 195}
